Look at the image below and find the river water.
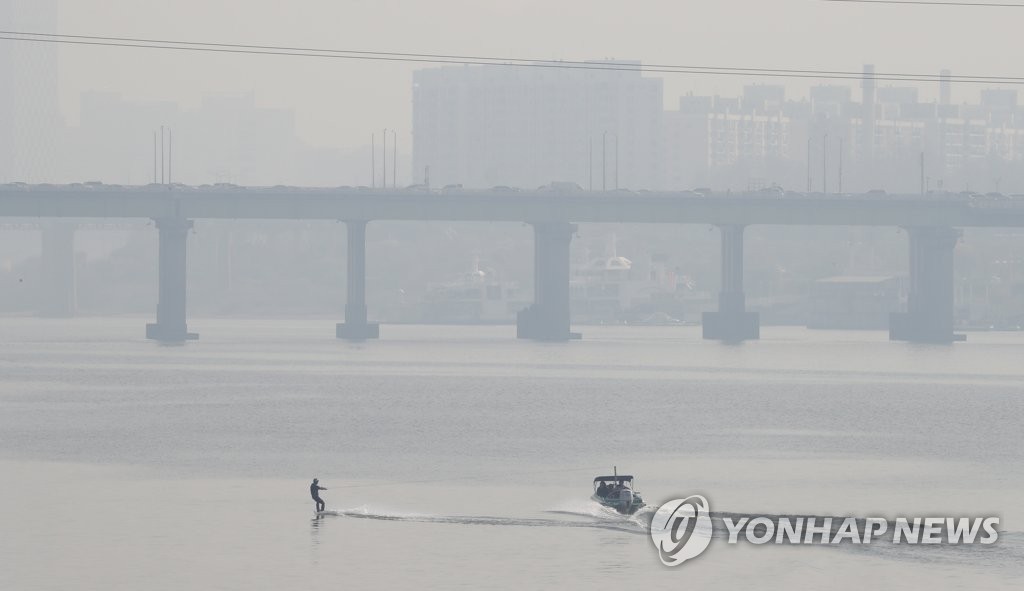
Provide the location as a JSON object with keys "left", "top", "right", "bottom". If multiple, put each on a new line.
{"left": 1, "top": 318, "right": 1021, "bottom": 590}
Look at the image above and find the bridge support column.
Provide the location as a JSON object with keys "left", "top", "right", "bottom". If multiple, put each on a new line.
{"left": 517, "top": 222, "right": 581, "bottom": 341}
{"left": 890, "top": 226, "right": 964, "bottom": 344}
{"left": 146, "top": 218, "right": 198, "bottom": 342}
{"left": 703, "top": 224, "right": 759, "bottom": 342}
{"left": 336, "top": 220, "right": 379, "bottom": 340}
{"left": 38, "top": 222, "right": 77, "bottom": 318}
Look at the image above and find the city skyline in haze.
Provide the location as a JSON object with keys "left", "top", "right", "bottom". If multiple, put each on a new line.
{"left": 3, "top": 0, "right": 1023, "bottom": 185}
{"left": 20, "top": 2, "right": 1024, "bottom": 136}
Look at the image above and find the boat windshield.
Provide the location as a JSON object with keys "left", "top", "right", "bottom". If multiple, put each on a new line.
{"left": 593, "top": 478, "right": 634, "bottom": 491}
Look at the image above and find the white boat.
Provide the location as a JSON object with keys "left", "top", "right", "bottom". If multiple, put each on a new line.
{"left": 591, "top": 469, "right": 645, "bottom": 515}
{"left": 421, "top": 259, "right": 527, "bottom": 323}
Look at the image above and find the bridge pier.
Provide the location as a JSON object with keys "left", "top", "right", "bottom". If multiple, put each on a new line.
{"left": 146, "top": 218, "right": 198, "bottom": 342}
{"left": 38, "top": 222, "right": 77, "bottom": 318}
{"left": 703, "top": 224, "right": 760, "bottom": 342}
{"left": 517, "top": 222, "right": 581, "bottom": 341}
{"left": 890, "top": 226, "right": 964, "bottom": 344}
{"left": 336, "top": 220, "right": 379, "bottom": 340}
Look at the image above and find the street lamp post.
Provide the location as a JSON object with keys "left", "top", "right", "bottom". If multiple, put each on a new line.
{"left": 382, "top": 128, "right": 388, "bottom": 189}
{"left": 614, "top": 133, "right": 619, "bottom": 190}
{"left": 823, "top": 133, "right": 829, "bottom": 194}
{"left": 601, "top": 131, "right": 619, "bottom": 190}
{"left": 589, "top": 137, "right": 593, "bottom": 191}
{"left": 602, "top": 131, "right": 607, "bottom": 191}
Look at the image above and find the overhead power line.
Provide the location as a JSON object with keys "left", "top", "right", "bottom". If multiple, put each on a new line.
{"left": 2, "top": 30, "right": 1024, "bottom": 85}
{"left": 4, "top": 30, "right": 1023, "bottom": 82}
{"left": 822, "top": 0, "right": 1024, "bottom": 6}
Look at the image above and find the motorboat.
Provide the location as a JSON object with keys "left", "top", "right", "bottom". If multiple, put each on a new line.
{"left": 591, "top": 468, "right": 645, "bottom": 515}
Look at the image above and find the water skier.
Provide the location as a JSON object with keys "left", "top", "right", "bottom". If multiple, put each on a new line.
{"left": 310, "top": 478, "right": 328, "bottom": 512}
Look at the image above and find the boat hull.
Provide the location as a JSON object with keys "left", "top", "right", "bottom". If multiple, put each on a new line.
{"left": 591, "top": 493, "right": 645, "bottom": 515}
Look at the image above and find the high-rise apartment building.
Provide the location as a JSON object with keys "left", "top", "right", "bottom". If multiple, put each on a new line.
{"left": 665, "top": 86, "right": 802, "bottom": 190}
{"left": 0, "top": 0, "right": 61, "bottom": 183}
{"left": 412, "top": 62, "right": 663, "bottom": 190}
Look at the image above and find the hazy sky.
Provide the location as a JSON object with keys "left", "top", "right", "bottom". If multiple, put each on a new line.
{"left": 29, "top": 0, "right": 1024, "bottom": 149}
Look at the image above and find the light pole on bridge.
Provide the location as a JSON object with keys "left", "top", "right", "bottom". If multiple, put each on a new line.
{"left": 602, "top": 131, "right": 619, "bottom": 191}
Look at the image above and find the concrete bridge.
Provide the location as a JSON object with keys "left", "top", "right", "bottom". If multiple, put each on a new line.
{"left": 3, "top": 185, "right": 1023, "bottom": 344}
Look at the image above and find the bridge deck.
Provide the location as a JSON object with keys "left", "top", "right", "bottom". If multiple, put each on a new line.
{"left": 1, "top": 188, "right": 1023, "bottom": 227}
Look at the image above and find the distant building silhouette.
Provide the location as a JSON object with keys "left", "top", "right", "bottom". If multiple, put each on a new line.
{"left": 0, "top": 0, "right": 61, "bottom": 183}
{"left": 415, "top": 62, "right": 1024, "bottom": 194}
{"left": 412, "top": 61, "right": 664, "bottom": 190}
{"left": 65, "top": 91, "right": 353, "bottom": 186}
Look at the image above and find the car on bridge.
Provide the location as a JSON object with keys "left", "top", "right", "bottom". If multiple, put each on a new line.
{"left": 756, "top": 186, "right": 786, "bottom": 198}
{"left": 538, "top": 182, "right": 584, "bottom": 193}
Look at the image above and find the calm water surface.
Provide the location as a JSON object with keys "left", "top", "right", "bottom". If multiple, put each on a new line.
{"left": 1, "top": 318, "right": 1022, "bottom": 590}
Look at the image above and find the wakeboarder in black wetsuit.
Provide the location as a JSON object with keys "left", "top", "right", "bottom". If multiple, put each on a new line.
{"left": 310, "top": 478, "right": 327, "bottom": 512}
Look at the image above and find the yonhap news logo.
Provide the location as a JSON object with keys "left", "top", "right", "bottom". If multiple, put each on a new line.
{"left": 650, "top": 495, "right": 1000, "bottom": 567}
{"left": 649, "top": 495, "right": 713, "bottom": 566}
